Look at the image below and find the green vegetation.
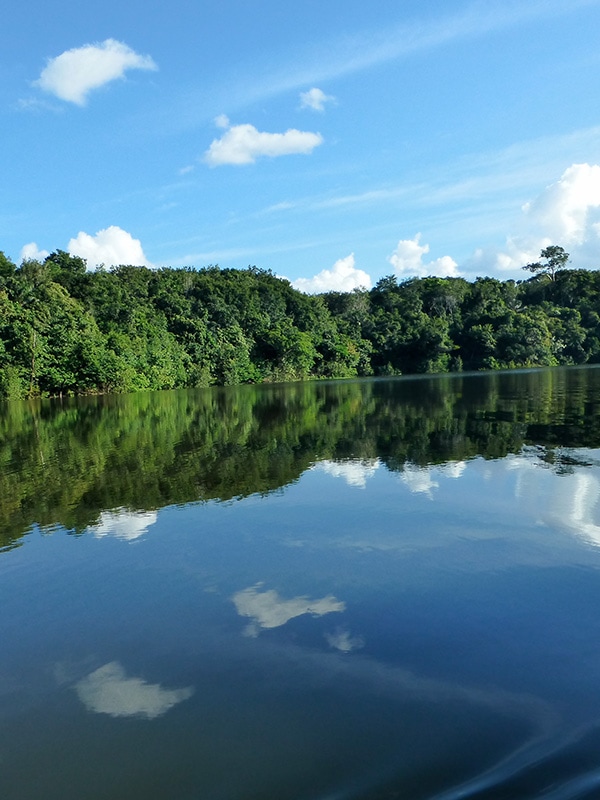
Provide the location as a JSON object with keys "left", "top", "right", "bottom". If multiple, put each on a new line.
{"left": 3, "top": 366, "right": 600, "bottom": 551}
{"left": 1, "top": 245, "right": 599, "bottom": 398}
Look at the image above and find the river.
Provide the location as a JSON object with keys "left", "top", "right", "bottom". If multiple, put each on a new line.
{"left": 2, "top": 367, "right": 600, "bottom": 798}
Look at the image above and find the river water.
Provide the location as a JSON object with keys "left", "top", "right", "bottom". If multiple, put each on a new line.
{"left": 2, "top": 367, "right": 600, "bottom": 799}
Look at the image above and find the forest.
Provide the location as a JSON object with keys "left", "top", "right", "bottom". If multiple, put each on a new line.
{"left": 0, "top": 245, "right": 599, "bottom": 399}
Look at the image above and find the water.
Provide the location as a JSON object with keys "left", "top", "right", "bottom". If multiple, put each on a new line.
{"left": 2, "top": 367, "right": 600, "bottom": 798}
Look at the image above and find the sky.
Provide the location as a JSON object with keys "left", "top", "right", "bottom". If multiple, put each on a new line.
{"left": 4, "top": 0, "right": 600, "bottom": 292}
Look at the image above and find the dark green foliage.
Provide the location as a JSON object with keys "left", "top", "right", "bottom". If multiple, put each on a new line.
{"left": 3, "top": 366, "right": 600, "bottom": 550}
{"left": 522, "top": 245, "right": 570, "bottom": 281}
{"left": 2, "top": 247, "right": 600, "bottom": 399}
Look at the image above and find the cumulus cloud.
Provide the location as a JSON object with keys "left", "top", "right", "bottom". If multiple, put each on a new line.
{"left": 90, "top": 509, "right": 157, "bottom": 541}
{"left": 75, "top": 662, "right": 194, "bottom": 719}
{"left": 231, "top": 583, "right": 345, "bottom": 637}
{"left": 34, "top": 39, "right": 157, "bottom": 105}
{"left": 300, "top": 87, "right": 336, "bottom": 112}
{"left": 68, "top": 225, "right": 151, "bottom": 268}
{"left": 292, "top": 253, "right": 372, "bottom": 294}
{"left": 388, "top": 234, "right": 460, "bottom": 278}
{"left": 204, "top": 119, "right": 323, "bottom": 166}
{"left": 468, "top": 163, "right": 600, "bottom": 275}
{"left": 20, "top": 242, "right": 49, "bottom": 262}
{"left": 524, "top": 163, "right": 600, "bottom": 243}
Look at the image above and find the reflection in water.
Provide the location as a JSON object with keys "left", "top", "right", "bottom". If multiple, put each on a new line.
{"left": 431, "top": 719, "right": 600, "bottom": 800}
{"left": 400, "top": 463, "right": 439, "bottom": 496}
{"left": 325, "top": 627, "right": 365, "bottom": 653}
{"left": 75, "top": 662, "right": 194, "bottom": 719}
{"left": 400, "top": 460, "right": 467, "bottom": 497}
{"left": 4, "top": 366, "right": 600, "bottom": 550}
{"left": 90, "top": 509, "right": 158, "bottom": 541}
{"left": 498, "top": 448, "right": 600, "bottom": 546}
{"left": 314, "top": 459, "right": 380, "bottom": 488}
{"left": 231, "top": 583, "right": 345, "bottom": 637}
{"left": 439, "top": 460, "right": 467, "bottom": 479}
{"left": 5, "top": 369, "right": 600, "bottom": 797}
{"left": 558, "top": 472, "right": 600, "bottom": 547}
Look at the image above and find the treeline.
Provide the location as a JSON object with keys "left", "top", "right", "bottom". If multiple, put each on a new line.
{"left": 1, "top": 248, "right": 600, "bottom": 398}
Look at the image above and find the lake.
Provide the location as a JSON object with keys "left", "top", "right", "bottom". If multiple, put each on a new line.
{"left": 2, "top": 367, "right": 600, "bottom": 799}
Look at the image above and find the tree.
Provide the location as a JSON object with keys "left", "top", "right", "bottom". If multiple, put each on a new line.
{"left": 523, "top": 245, "right": 569, "bottom": 281}
{"left": 44, "top": 250, "right": 87, "bottom": 275}
{"left": 0, "top": 251, "right": 16, "bottom": 279}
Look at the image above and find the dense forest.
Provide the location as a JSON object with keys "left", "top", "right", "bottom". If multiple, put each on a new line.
{"left": 1, "top": 246, "right": 599, "bottom": 399}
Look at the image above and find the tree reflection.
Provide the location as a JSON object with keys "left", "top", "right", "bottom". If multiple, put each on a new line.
{"left": 2, "top": 367, "right": 600, "bottom": 550}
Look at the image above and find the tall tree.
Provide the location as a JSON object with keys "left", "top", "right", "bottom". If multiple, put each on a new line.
{"left": 522, "top": 245, "right": 569, "bottom": 281}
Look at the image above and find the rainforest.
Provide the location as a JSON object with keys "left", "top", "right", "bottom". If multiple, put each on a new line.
{"left": 1, "top": 247, "right": 599, "bottom": 399}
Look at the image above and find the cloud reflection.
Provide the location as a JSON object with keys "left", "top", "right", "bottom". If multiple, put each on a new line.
{"left": 400, "top": 460, "right": 467, "bottom": 497}
{"left": 231, "top": 583, "right": 345, "bottom": 637}
{"left": 546, "top": 471, "right": 600, "bottom": 547}
{"left": 439, "top": 460, "right": 467, "bottom": 479}
{"left": 315, "top": 459, "right": 380, "bottom": 488}
{"left": 90, "top": 509, "right": 157, "bottom": 541}
{"left": 502, "top": 450, "right": 600, "bottom": 547}
{"left": 325, "top": 627, "right": 364, "bottom": 653}
{"left": 400, "top": 464, "right": 439, "bottom": 496}
{"left": 75, "top": 662, "right": 194, "bottom": 719}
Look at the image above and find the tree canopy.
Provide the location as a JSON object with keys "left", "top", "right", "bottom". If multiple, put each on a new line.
{"left": 0, "top": 246, "right": 599, "bottom": 399}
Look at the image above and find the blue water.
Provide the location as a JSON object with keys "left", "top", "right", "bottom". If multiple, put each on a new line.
{"left": 2, "top": 368, "right": 600, "bottom": 798}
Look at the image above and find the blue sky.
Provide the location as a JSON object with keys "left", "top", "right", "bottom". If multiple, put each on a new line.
{"left": 4, "top": 0, "right": 600, "bottom": 291}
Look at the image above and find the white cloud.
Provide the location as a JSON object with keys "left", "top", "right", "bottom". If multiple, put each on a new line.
{"left": 204, "top": 120, "right": 323, "bottom": 166}
{"left": 20, "top": 242, "right": 49, "bottom": 262}
{"left": 467, "top": 163, "right": 600, "bottom": 274}
{"left": 388, "top": 234, "right": 460, "bottom": 278}
{"left": 75, "top": 662, "right": 194, "bottom": 719}
{"left": 231, "top": 584, "right": 345, "bottom": 638}
{"left": 315, "top": 459, "right": 380, "bottom": 488}
{"left": 293, "top": 253, "right": 372, "bottom": 294}
{"left": 214, "top": 113, "right": 230, "bottom": 129}
{"left": 524, "top": 163, "right": 600, "bottom": 243}
{"left": 467, "top": 239, "right": 545, "bottom": 275}
{"left": 35, "top": 39, "right": 157, "bottom": 106}
{"left": 68, "top": 225, "right": 151, "bottom": 268}
{"left": 90, "top": 509, "right": 157, "bottom": 541}
{"left": 300, "top": 87, "right": 335, "bottom": 112}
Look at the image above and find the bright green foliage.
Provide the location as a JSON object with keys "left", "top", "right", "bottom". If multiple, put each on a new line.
{"left": 1, "top": 246, "right": 600, "bottom": 399}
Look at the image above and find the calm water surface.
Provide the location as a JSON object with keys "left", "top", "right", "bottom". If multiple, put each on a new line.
{"left": 3, "top": 368, "right": 600, "bottom": 799}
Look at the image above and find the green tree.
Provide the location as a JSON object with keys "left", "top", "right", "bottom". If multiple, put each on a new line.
{"left": 522, "top": 245, "right": 569, "bottom": 281}
{"left": 0, "top": 251, "right": 16, "bottom": 280}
